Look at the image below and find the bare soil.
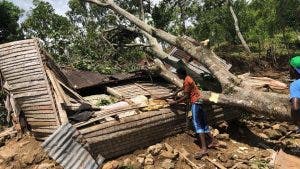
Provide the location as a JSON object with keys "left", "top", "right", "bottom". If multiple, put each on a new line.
{"left": 0, "top": 135, "right": 62, "bottom": 169}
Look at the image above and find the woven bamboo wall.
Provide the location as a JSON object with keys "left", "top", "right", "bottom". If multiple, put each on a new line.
{"left": 0, "top": 39, "right": 60, "bottom": 139}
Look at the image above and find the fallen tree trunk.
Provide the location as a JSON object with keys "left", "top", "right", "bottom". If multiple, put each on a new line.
{"left": 150, "top": 58, "right": 291, "bottom": 121}
{"left": 86, "top": 0, "right": 293, "bottom": 121}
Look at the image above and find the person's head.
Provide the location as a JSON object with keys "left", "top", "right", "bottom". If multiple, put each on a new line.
{"left": 290, "top": 55, "right": 300, "bottom": 79}
{"left": 176, "top": 67, "right": 187, "bottom": 79}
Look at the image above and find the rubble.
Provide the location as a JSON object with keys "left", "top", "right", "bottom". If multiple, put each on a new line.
{"left": 264, "top": 128, "right": 282, "bottom": 139}
{"left": 144, "top": 154, "right": 154, "bottom": 165}
{"left": 216, "top": 133, "right": 230, "bottom": 140}
{"left": 161, "top": 159, "right": 175, "bottom": 169}
{"left": 102, "top": 160, "right": 119, "bottom": 169}
{"left": 0, "top": 39, "right": 300, "bottom": 169}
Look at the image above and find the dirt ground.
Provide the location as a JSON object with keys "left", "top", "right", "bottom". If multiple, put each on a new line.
{"left": 0, "top": 135, "right": 62, "bottom": 169}
{"left": 110, "top": 115, "right": 300, "bottom": 169}
{"left": 1, "top": 116, "right": 299, "bottom": 169}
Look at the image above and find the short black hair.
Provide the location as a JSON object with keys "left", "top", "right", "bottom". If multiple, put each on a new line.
{"left": 176, "top": 67, "right": 187, "bottom": 77}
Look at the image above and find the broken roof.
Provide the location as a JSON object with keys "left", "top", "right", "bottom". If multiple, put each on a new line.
{"left": 61, "top": 67, "right": 146, "bottom": 90}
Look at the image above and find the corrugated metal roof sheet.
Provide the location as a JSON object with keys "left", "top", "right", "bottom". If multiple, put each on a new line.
{"left": 42, "top": 123, "right": 102, "bottom": 169}
{"left": 61, "top": 68, "right": 146, "bottom": 90}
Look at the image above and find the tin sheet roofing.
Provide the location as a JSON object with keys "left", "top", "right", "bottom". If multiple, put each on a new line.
{"left": 42, "top": 123, "right": 102, "bottom": 169}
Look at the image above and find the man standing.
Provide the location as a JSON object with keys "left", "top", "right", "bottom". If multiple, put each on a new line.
{"left": 169, "top": 67, "right": 217, "bottom": 159}
{"left": 289, "top": 55, "right": 300, "bottom": 133}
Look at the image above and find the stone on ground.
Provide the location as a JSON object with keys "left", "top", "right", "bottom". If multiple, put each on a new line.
{"left": 264, "top": 129, "right": 282, "bottom": 139}
{"left": 161, "top": 159, "right": 175, "bottom": 169}
{"left": 216, "top": 133, "right": 230, "bottom": 140}
{"left": 102, "top": 160, "right": 119, "bottom": 169}
{"left": 147, "top": 143, "right": 163, "bottom": 156}
{"left": 144, "top": 154, "right": 154, "bottom": 165}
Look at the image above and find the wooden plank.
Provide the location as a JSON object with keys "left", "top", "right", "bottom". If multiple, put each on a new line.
{"left": 31, "top": 128, "right": 56, "bottom": 134}
{"left": 26, "top": 118, "right": 57, "bottom": 122}
{"left": 46, "top": 69, "right": 68, "bottom": 124}
{"left": 0, "top": 53, "right": 37, "bottom": 66}
{"left": 75, "top": 105, "right": 143, "bottom": 128}
{"left": 14, "top": 86, "right": 47, "bottom": 93}
{"left": 78, "top": 108, "right": 173, "bottom": 133}
{"left": 0, "top": 46, "right": 36, "bottom": 57}
{"left": 107, "top": 87, "right": 124, "bottom": 98}
{"left": 6, "top": 72, "right": 44, "bottom": 81}
{"left": 19, "top": 97, "right": 51, "bottom": 104}
{"left": 0, "top": 50, "right": 37, "bottom": 61}
{"left": 82, "top": 110, "right": 179, "bottom": 138}
{"left": 5, "top": 71, "right": 43, "bottom": 82}
{"left": 22, "top": 105, "right": 53, "bottom": 111}
{"left": 10, "top": 81, "right": 46, "bottom": 90}
{"left": 13, "top": 90, "right": 48, "bottom": 99}
{"left": 2, "top": 65, "right": 42, "bottom": 76}
{"left": 27, "top": 121, "right": 58, "bottom": 127}
{"left": 10, "top": 84, "right": 46, "bottom": 92}
{"left": 0, "top": 39, "right": 35, "bottom": 49}
{"left": 0, "top": 42, "right": 35, "bottom": 52}
{"left": 1, "top": 58, "right": 39, "bottom": 69}
{"left": 25, "top": 113, "right": 56, "bottom": 119}
{"left": 1, "top": 61, "right": 40, "bottom": 71}
{"left": 9, "top": 75, "right": 45, "bottom": 84}
{"left": 21, "top": 102, "right": 52, "bottom": 108}
{"left": 14, "top": 87, "right": 47, "bottom": 94}
{"left": 25, "top": 110, "right": 55, "bottom": 114}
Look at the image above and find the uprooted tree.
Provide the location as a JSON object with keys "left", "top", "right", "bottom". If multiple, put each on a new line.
{"left": 85, "top": 0, "right": 292, "bottom": 121}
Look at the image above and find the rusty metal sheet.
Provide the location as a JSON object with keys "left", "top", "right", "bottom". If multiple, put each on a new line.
{"left": 42, "top": 123, "right": 103, "bottom": 169}
{"left": 61, "top": 68, "right": 146, "bottom": 90}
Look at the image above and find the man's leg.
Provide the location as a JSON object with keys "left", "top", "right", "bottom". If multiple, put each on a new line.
{"left": 291, "top": 98, "right": 300, "bottom": 133}
{"left": 192, "top": 104, "right": 207, "bottom": 158}
{"left": 199, "top": 133, "right": 207, "bottom": 151}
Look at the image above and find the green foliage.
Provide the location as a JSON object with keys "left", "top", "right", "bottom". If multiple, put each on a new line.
{"left": 4, "top": 0, "right": 300, "bottom": 73}
{"left": 21, "top": 0, "right": 146, "bottom": 74}
{"left": 0, "top": 0, "right": 23, "bottom": 43}
{"left": 22, "top": 0, "right": 74, "bottom": 65}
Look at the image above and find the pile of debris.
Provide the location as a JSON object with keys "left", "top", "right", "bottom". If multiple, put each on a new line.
{"left": 101, "top": 114, "right": 300, "bottom": 169}
{"left": 1, "top": 38, "right": 300, "bottom": 169}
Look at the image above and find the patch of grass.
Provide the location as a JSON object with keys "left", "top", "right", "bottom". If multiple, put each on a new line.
{"left": 250, "top": 159, "right": 270, "bottom": 169}
{"left": 119, "top": 166, "right": 135, "bottom": 169}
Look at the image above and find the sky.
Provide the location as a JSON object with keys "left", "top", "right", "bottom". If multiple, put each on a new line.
{"left": 9, "top": 0, "right": 162, "bottom": 20}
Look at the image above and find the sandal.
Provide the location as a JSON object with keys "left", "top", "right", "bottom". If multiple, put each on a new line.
{"left": 194, "top": 151, "right": 208, "bottom": 160}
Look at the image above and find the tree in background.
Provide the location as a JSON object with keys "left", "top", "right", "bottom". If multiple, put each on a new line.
{"left": 22, "top": 0, "right": 74, "bottom": 64}
{"left": 227, "top": 0, "right": 251, "bottom": 54}
{"left": 2, "top": 0, "right": 300, "bottom": 73}
{"left": 66, "top": 0, "right": 145, "bottom": 73}
{"left": 0, "top": 0, "right": 23, "bottom": 43}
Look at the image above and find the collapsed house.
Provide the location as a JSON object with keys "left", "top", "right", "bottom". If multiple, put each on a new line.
{"left": 0, "top": 39, "right": 241, "bottom": 167}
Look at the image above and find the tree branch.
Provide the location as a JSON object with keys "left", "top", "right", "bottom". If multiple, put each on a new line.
{"left": 112, "top": 43, "right": 151, "bottom": 47}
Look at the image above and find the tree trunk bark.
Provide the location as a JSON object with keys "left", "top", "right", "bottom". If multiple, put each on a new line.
{"left": 179, "top": 1, "right": 186, "bottom": 35}
{"left": 85, "top": 0, "right": 293, "bottom": 121}
{"left": 139, "top": 0, "right": 145, "bottom": 21}
{"left": 227, "top": 0, "right": 251, "bottom": 54}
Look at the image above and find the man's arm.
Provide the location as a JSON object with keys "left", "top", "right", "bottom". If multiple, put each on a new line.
{"left": 168, "top": 92, "right": 188, "bottom": 105}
